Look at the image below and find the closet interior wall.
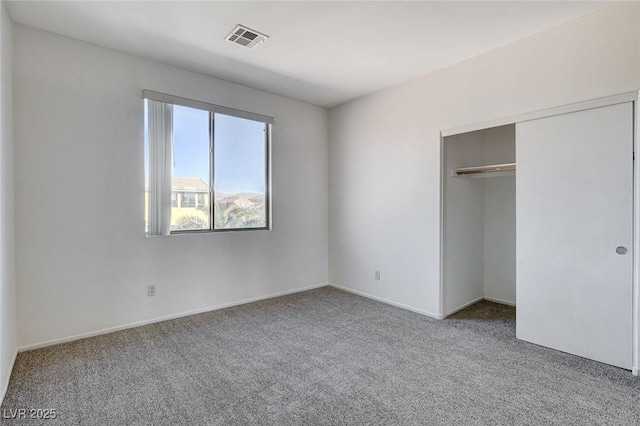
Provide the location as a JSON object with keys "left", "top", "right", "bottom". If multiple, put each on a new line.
{"left": 442, "top": 124, "right": 516, "bottom": 316}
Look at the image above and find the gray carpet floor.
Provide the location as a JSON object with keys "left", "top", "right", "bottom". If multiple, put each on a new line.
{"left": 1, "top": 287, "right": 639, "bottom": 425}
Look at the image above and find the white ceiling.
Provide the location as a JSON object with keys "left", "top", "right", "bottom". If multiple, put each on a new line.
{"left": 6, "top": 1, "right": 615, "bottom": 108}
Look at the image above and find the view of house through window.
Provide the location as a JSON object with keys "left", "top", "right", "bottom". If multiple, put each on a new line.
{"left": 144, "top": 96, "right": 270, "bottom": 235}
{"left": 172, "top": 105, "right": 210, "bottom": 231}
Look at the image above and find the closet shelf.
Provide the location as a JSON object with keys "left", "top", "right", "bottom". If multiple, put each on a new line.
{"left": 453, "top": 162, "right": 516, "bottom": 178}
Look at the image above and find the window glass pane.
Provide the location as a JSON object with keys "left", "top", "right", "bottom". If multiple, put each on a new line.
{"left": 214, "top": 114, "right": 267, "bottom": 229}
{"left": 171, "top": 105, "right": 210, "bottom": 231}
{"left": 181, "top": 193, "right": 196, "bottom": 208}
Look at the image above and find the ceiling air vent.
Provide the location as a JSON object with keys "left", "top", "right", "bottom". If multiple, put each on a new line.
{"left": 225, "top": 25, "right": 269, "bottom": 49}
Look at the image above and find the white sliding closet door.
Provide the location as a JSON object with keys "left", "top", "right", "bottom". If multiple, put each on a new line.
{"left": 516, "top": 102, "right": 633, "bottom": 369}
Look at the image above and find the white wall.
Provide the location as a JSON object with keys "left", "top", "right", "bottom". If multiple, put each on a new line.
{"left": 482, "top": 127, "right": 515, "bottom": 305}
{"left": 0, "top": 0, "right": 16, "bottom": 400}
{"left": 14, "top": 25, "right": 329, "bottom": 348}
{"left": 442, "top": 131, "right": 485, "bottom": 314}
{"left": 329, "top": 2, "right": 640, "bottom": 317}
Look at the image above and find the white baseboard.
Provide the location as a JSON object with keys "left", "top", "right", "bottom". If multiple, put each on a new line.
{"left": 483, "top": 296, "right": 516, "bottom": 307}
{"left": 633, "top": 366, "right": 639, "bottom": 376}
{"left": 329, "top": 283, "right": 443, "bottom": 319}
{"left": 0, "top": 348, "right": 18, "bottom": 404}
{"left": 443, "top": 297, "right": 484, "bottom": 318}
{"left": 19, "top": 283, "right": 329, "bottom": 352}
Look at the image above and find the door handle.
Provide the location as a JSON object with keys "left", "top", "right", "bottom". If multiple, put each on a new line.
{"left": 616, "top": 246, "right": 628, "bottom": 255}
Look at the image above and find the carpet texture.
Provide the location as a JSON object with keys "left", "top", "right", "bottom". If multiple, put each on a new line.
{"left": 1, "top": 287, "right": 638, "bottom": 425}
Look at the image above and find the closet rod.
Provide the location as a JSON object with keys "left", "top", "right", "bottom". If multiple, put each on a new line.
{"left": 455, "top": 163, "right": 516, "bottom": 176}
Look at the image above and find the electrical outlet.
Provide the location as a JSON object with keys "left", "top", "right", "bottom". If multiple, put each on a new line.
{"left": 375, "top": 269, "right": 381, "bottom": 280}
{"left": 147, "top": 285, "right": 156, "bottom": 297}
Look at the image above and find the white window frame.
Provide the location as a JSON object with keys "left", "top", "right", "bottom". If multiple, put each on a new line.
{"left": 144, "top": 90, "right": 273, "bottom": 235}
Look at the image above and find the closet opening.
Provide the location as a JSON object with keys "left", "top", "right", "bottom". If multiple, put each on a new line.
{"left": 441, "top": 124, "right": 516, "bottom": 319}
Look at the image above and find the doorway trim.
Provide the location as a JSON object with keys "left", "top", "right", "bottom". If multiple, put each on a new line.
{"left": 441, "top": 91, "right": 637, "bottom": 138}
